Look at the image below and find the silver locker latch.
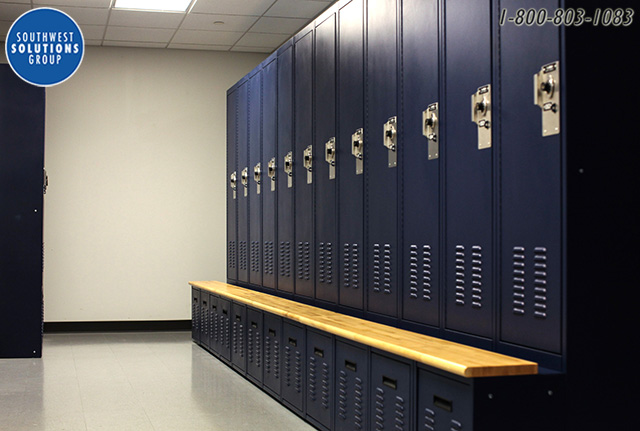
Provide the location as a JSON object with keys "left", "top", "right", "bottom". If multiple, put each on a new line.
{"left": 471, "top": 84, "right": 492, "bottom": 150}
{"left": 267, "top": 157, "right": 276, "bottom": 191}
{"left": 253, "top": 162, "right": 261, "bottom": 195}
{"left": 230, "top": 171, "right": 237, "bottom": 199}
{"left": 351, "top": 128, "right": 364, "bottom": 175}
{"left": 422, "top": 102, "right": 439, "bottom": 160}
{"left": 303, "top": 145, "right": 313, "bottom": 184}
{"left": 284, "top": 151, "right": 293, "bottom": 188}
{"left": 325, "top": 137, "right": 336, "bottom": 180}
{"left": 383, "top": 116, "right": 398, "bottom": 167}
{"left": 241, "top": 167, "right": 249, "bottom": 197}
{"left": 534, "top": 61, "right": 560, "bottom": 136}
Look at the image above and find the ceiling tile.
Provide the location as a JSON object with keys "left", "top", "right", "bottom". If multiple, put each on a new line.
{"left": 168, "top": 43, "right": 231, "bottom": 51}
{"left": 103, "top": 40, "right": 168, "bottom": 48}
{"left": 231, "top": 45, "right": 273, "bottom": 53}
{"left": 191, "top": 0, "right": 273, "bottom": 16}
{"left": 264, "top": 0, "right": 330, "bottom": 19}
{"left": 250, "top": 16, "right": 308, "bottom": 34}
{"left": 85, "top": 39, "right": 103, "bottom": 46}
{"left": 33, "top": 0, "right": 112, "bottom": 7}
{"left": 171, "top": 29, "right": 243, "bottom": 45}
{"left": 0, "top": 3, "right": 31, "bottom": 22}
{"left": 181, "top": 13, "right": 258, "bottom": 32}
{"left": 235, "top": 32, "right": 288, "bottom": 48}
{"left": 0, "top": 20, "right": 12, "bottom": 39}
{"left": 79, "top": 24, "right": 105, "bottom": 40}
{"left": 109, "top": 9, "right": 185, "bottom": 28}
{"left": 104, "top": 26, "right": 175, "bottom": 43}
{"left": 44, "top": 6, "right": 109, "bottom": 25}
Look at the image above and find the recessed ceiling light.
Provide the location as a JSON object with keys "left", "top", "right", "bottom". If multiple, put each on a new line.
{"left": 114, "top": 0, "right": 195, "bottom": 12}
{"left": 213, "top": 21, "right": 225, "bottom": 25}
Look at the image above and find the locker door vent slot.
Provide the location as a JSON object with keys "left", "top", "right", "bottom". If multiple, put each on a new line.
{"left": 343, "top": 243, "right": 360, "bottom": 289}
{"left": 382, "top": 376, "right": 397, "bottom": 390}
{"left": 422, "top": 102, "right": 439, "bottom": 159}
{"left": 471, "top": 245, "right": 483, "bottom": 309}
{"left": 471, "top": 85, "right": 492, "bottom": 149}
{"left": 251, "top": 241, "right": 260, "bottom": 273}
{"left": 297, "top": 241, "right": 311, "bottom": 281}
{"left": 424, "top": 407, "right": 436, "bottom": 431}
{"left": 279, "top": 241, "right": 292, "bottom": 278}
{"left": 383, "top": 116, "right": 398, "bottom": 167}
{"left": 239, "top": 241, "right": 248, "bottom": 271}
{"left": 228, "top": 241, "right": 236, "bottom": 269}
{"left": 318, "top": 242, "right": 333, "bottom": 285}
{"left": 533, "top": 247, "right": 548, "bottom": 319}
{"left": 422, "top": 245, "right": 433, "bottom": 300}
{"left": 512, "top": 246, "right": 526, "bottom": 315}
{"left": 351, "top": 128, "right": 364, "bottom": 174}
{"left": 534, "top": 61, "right": 560, "bottom": 136}
{"left": 454, "top": 245, "right": 466, "bottom": 306}
{"left": 434, "top": 395, "right": 453, "bottom": 412}
{"left": 264, "top": 241, "right": 275, "bottom": 275}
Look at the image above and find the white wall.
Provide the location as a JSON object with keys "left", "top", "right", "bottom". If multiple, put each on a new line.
{"left": 3, "top": 45, "right": 265, "bottom": 322}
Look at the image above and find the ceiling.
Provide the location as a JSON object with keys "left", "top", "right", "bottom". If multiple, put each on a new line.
{"left": 0, "top": 0, "right": 335, "bottom": 53}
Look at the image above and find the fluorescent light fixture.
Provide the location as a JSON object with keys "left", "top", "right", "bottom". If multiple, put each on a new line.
{"left": 114, "top": 0, "right": 194, "bottom": 12}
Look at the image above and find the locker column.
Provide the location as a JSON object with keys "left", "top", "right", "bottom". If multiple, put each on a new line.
{"left": 237, "top": 81, "right": 250, "bottom": 285}
{"left": 227, "top": 89, "right": 239, "bottom": 283}
{"left": 262, "top": 56, "right": 278, "bottom": 291}
{"left": 248, "top": 69, "right": 263, "bottom": 288}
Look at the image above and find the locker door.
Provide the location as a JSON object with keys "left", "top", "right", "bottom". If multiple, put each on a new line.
{"left": 335, "top": 340, "right": 368, "bottom": 431}
{"left": 249, "top": 70, "right": 263, "bottom": 287}
{"left": 282, "top": 320, "right": 306, "bottom": 414}
{"left": 498, "top": 0, "right": 562, "bottom": 354}
{"left": 370, "top": 353, "right": 412, "bottom": 431}
{"left": 209, "top": 294, "right": 219, "bottom": 355}
{"left": 262, "top": 57, "right": 278, "bottom": 290}
{"left": 443, "top": 0, "right": 493, "bottom": 338}
{"left": 401, "top": 0, "right": 440, "bottom": 326}
{"left": 366, "top": 0, "right": 400, "bottom": 318}
{"left": 306, "top": 330, "right": 334, "bottom": 429}
{"left": 231, "top": 302, "right": 247, "bottom": 372}
{"left": 417, "top": 369, "right": 472, "bottom": 431}
{"left": 191, "top": 287, "right": 200, "bottom": 343}
{"left": 277, "top": 45, "right": 295, "bottom": 294}
{"left": 294, "top": 29, "right": 315, "bottom": 298}
{"left": 315, "top": 13, "right": 338, "bottom": 304}
{"left": 263, "top": 313, "right": 283, "bottom": 396}
{"left": 247, "top": 308, "right": 264, "bottom": 385}
{"left": 337, "top": 0, "right": 365, "bottom": 310}
{"left": 237, "top": 82, "right": 250, "bottom": 284}
{"left": 200, "top": 293, "right": 210, "bottom": 350}
{"left": 218, "top": 298, "right": 231, "bottom": 362}
{"left": 227, "top": 89, "right": 239, "bottom": 282}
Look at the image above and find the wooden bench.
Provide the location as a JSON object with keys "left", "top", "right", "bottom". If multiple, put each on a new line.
{"left": 189, "top": 280, "right": 537, "bottom": 378}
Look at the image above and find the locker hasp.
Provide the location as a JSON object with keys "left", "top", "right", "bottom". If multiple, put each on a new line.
{"left": 268, "top": 157, "right": 276, "bottom": 191}
{"left": 351, "top": 128, "right": 364, "bottom": 175}
{"left": 254, "top": 163, "right": 261, "bottom": 195}
{"left": 422, "top": 103, "right": 439, "bottom": 160}
{"left": 284, "top": 151, "right": 293, "bottom": 188}
{"left": 325, "top": 137, "right": 336, "bottom": 180}
{"left": 241, "top": 167, "right": 249, "bottom": 197}
{"left": 534, "top": 61, "right": 560, "bottom": 136}
{"left": 303, "top": 145, "right": 313, "bottom": 184}
{"left": 383, "top": 117, "right": 398, "bottom": 167}
{"left": 471, "top": 85, "right": 492, "bottom": 149}
{"left": 230, "top": 171, "right": 237, "bottom": 199}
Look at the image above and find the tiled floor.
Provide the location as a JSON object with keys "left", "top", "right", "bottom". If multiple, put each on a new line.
{"left": 0, "top": 331, "right": 316, "bottom": 430}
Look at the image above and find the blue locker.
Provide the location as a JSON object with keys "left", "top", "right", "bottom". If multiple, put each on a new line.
{"left": 443, "top": 0, "right": 493, "bottom": 339}
{"left": 294, "top": 28, "right": 315, "bottom": 299}
{"left": 337, "top": 0, "right": 365, "bottom": 310}
{"left": 248, "top": 70, "right": 263, "bottom": 288}
{"left": 497, "top": 0, "right": 562, "bottom": 354}
{"left": 200, "top": 293, "right": 210, "bottom": 350}
{"left": 247, "top": 308, "right": 264, "bottom": 385}
{"left": 237, "top": 81, "right": 250, "bottom": 284}
{"left": 401, "top": 0, "right": 440, "bottom": 327}
{"left": 263, "top": 313, "right": 283, "bottom": 397}
{"left": 209, "top": 294, "right": 220, "bottom": 355}
{"left": 335, "top": 339, "right": 368, "bottom": 431}
{"left": 366, "top": 0, "right": 400, "bottom": 318}
{"left": 370, "top": 352, "right": 413, "bottom": 431}
{"left": 262, "top": 57, "right": 278, "bottom": 291}
{"left": 282, "top": 320, "right": 306, "bottom": 414}
{"left": 231, "top": 302, "right": 247, "bottom": 372}
{"left": 277, "top": 44, "right": 295, "bottom": 294}
{"left": 191, "top": 287, "right": 201, "bottom": 343}
{"left": 417, "top": 369, "right": 472, "bottom": 431}
{"left": 227, "top": 89, "right": 238, "bottom": 282}
{"left": 314, "top": 12, "right": 338, "bottom": 304}
{"left": 218, "top": 298, "right": 231, "bottom": 362}
{"left": 306, "top": 330, "right": 334, "bottom": 429}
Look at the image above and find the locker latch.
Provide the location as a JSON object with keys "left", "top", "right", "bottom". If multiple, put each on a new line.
{"left": 303, "top": 145, "right": 313, "bottom": 184}
{"left": 325, "top": 137, "right": 336, "bottom": 180}
{"left": 471, "top": 84, "right": 492, "bottom": 149}
{"left": 230, "top": 171, "right": 237, "bottom": 199}
{"left": 241, "top": 167, "right": 249, "bottom": 197}
{"left": 268, "top": 157, "right": 276, "bottom": 192}
{"left": 534, "top": 61, "right": 560, "bottom": 136}
{"left": 383, "top": 116, "right": 398, "bottom": 167}
{"left": 351, "top": 128, "right": 364, "bottom": 175}
{"left": 284, "top": 151, "right": 293, "bottom": 188}
{"left": 422, "top": 102, "right": 439, "bottom": 160}
{"left": 253, "top": 162, "right": 261, "bottom": 195}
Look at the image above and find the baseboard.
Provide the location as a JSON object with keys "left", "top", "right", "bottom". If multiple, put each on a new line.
{"left": 44, "top": 320, "right": 192, "bottom": 333}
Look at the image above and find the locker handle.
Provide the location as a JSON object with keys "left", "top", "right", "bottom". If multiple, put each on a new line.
{"left": 382, "top": 376, "right": 397, "bottom": 390}
{"left": 288, "top": 337, "right": 297, "bottom": 347}
{"left": 202, "top": 301, "right": 207, "bottom": 306}
{"left": 223, "top": 309, "right": 228, "bottom": 315}
{"left": 345, "top": 360, "right": 357, "bottom": 372}
{"left": 251, "top": 321, "right": 258, "bottom": 328}
{"left": 235, "top": 315, "right": 242, "bottom": 322}
{"left": 268, "top": 329, "right": 276, "bottom": 337}
{"left": 434, "top": 395, "right": 453, "bottom": 412}
{"left": 314, "top": 347, "right": 324, "bottom": 358}
{"left": 212, "top": 305, "right": 217, "bottom": 310}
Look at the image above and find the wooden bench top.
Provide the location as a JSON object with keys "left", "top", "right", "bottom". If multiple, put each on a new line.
{"left": 190, "top": 280, "right": 538, "bottom": 378}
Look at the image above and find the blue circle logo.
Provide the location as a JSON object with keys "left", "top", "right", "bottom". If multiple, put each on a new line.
{"left": 5, "top": 8, "right": 84, "bottom": 87}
